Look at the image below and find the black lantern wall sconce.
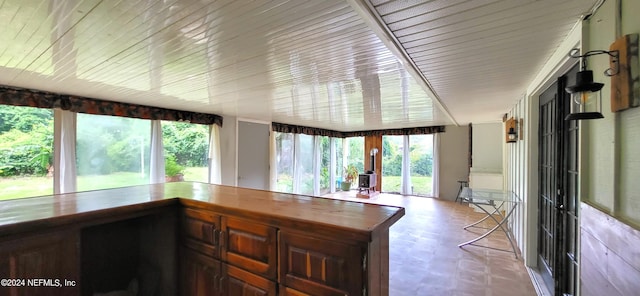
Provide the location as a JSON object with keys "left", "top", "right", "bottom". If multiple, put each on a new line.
{"left": 505, "top": 117, "right": 522, "bottom": 143}
{"left": 565, "top": 34, "right": 639, "bottom": 120}
{"left": 564, "top": 48, "right": 618, "bottom": 120}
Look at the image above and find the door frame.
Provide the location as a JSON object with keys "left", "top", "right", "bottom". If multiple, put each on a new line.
{"left": 524, "top": 31, "right": 582, "bottom": 295}
{"left": 524, "top": 30, "right": 581, "bottom": 267}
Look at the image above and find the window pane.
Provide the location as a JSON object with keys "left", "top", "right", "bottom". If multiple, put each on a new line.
{"left": 275, "top": 132, "right": 294, "bottom": 193}
{"left": 162, "top": 121, "right": 209, "bottom": 182}
{"left": 381, "top": 135, "right": 403, "bottom": 193}
{"left": 295, "top": 134, "right": 314, "bottom": 195}
{"left": 409, "top": 134, "right": 434, "bottom": 196}
{"left": 346, "top": 137, "right": 364, "bottom": 173}
{"left": 0, "top": 105, "right": 53, "bottom": 200}
{"left": 319, "top": 136, "right": 330, "bottom": 195}
{"left": 77, "top": 114, "right": 150, "bottom": 191}
{"left": 342, "top": 137, "right": 364, "bottom": 190}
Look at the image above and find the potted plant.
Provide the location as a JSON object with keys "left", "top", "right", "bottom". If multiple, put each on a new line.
{"left": 165, "top": 155, "right": 185, "bottom": 182}
{"left": 340, "top": 164, "right": 359, "bottom": 191}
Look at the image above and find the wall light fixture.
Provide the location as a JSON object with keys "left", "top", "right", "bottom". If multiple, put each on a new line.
{"left": 565, "top": 34, "right": 639, "bottom": 120}
{"left": 564, "top": 48, "right": 618, "bottom": 120}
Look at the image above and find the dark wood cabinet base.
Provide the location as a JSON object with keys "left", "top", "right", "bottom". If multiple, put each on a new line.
{"left": 0, "top": 182, "right": 404, "bottom": 295}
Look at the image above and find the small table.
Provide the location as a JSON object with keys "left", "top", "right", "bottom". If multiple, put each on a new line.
{"left": 457, "top": 187, "right": 520, "bottom": 258}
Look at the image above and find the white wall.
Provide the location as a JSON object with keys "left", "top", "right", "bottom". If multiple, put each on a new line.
{"left": 219, "top": 116, "right": 237, "bottom": 186}
{"left": 471, "top": 122, "right": 503, "bottom": 173}
{"left": 438, "top": 125, "right": 469, "bottom": 201}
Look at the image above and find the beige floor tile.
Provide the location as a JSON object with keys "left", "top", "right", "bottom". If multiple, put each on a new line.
{"left": 324, "top": 192, "right": 537, "bottom": 296}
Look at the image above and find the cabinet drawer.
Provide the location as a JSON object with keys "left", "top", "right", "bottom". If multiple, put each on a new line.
{"left": 224, "top": 264, "right": 276, "bottom": 296}
{"left": 279, "top": 285, "right": 311, "bottom": 296}
{"left": 221, "top": 216, "right": 277, "bottom": 280}
{"left": 279, "top": 232, "right": 364, "bottom": 296}
{"left": 182, "top": 208, "right": 221, "bottom": 257}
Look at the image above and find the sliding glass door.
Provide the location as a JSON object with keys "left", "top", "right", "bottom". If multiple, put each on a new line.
{"left": 380, "top": 134, "right": 434, "bottom": 196}
{"left": 408, "top": 134, "right": 434, "bottom": 196}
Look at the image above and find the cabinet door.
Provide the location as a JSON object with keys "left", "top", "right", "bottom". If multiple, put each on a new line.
{"left": 279, "top": 285, "right": 311, "bottom": 296}
{"left": 222, "top": 264, "right": 276, "bottom": 296}
{"left": 0, "top": 230, "right": 79, "bottom": 296}
{"left": 279, "top": 232, "right": 364, "bottom": 296}
{"left": 221, "top": 216, "right": 277, "bottom": 279}
{"left": 182, "top": 208, "right": 221, "bottom": 258}
{"left": 180, "top": 247, "right": 223, "bottom": 296}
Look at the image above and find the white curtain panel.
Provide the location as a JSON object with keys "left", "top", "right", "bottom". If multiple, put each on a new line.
{"left": 401, "top": 135, "right": 412, "bottom": 195}
{"left": 209, "top": 124, "right": 222, "bottom": 184}
{"left": 54, "top": 109, "right": 77, "bottom": 194}
{"left": 268, "top": 128, "right": 277, "bottom": 190}
{"left": 293, "top": 134, "right": 301, "bottom": 194}
{"left": 313, "top": 136, "right": 320, "bottom": 196}
{"left": 329, "top": 138, "right": 337, "bottom": 193}
{"left": 149, "top": 120, "right": 165, "bottom": 184}
{"left": 432, "top": 133, "right": 440, "bottom": 198}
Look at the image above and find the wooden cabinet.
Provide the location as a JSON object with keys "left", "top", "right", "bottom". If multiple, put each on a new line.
{"left": 0, "top": 183, "right": 403, "bottom": 296}
{"left": 180, "top": 207, "right": 277, "bottom": 295}
{"left": 181, "top": 247, "right": 223, "bottom": 296}
{"left": 182, "top": 207, "right": 222, "bottom": 258}
{"left": 221, "top": 216, "right": 277, "bottom": 280}
{"left": 224, "top": 264, "right": 276, "bottom": 296}
{"left": 0, "top": 230, "right": 79, "bottom": 296}
{"left": 181, "top": 247, "right": 276, "bottom": 296}
{"left": 279, "top": 231, "right": 365, "bottom": 296}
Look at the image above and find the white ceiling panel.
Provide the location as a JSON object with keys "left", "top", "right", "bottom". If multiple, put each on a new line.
{"left": 0, "top": 0, "right": 598, "bottom": 130}
{"left": 369, "top": 0, "right": 598, "bottom": 124}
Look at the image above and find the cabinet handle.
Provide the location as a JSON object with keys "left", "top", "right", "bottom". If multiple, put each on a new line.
{"left": 212, "top": 274, "right": 218, "bottom": 289}
{"left": 219, "top": 276, "right": 225, "bottom": 296}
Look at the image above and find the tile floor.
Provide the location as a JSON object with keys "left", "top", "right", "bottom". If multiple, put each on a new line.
{"left": 323, "top": 192, "right": 537, "bottom": 296}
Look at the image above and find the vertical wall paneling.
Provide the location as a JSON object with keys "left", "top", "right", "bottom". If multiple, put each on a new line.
{"left": 506, "top": 95, "right": 528, "bottom": 255}
{"left": 580, "top": 0, "right": 640, "bottom": 294}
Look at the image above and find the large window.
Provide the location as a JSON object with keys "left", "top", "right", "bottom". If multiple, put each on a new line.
{"left": 275, "top": 132, "right": 294, "bottom": 193}
{"left": 0, "top": 105, "right": 53, "bottom": 200}
{"left": 76, "top": 114, "right": 150, "bottom": 191}
{"left": 346, "top": 137, "right": 364, "bottom": 174}
{"left": 271, "top": 132, "right": 436, "bottom": 197}
{"left": 274, "top": 133, "right": 344, "bottom": 195}
{"left": 162, "top": 121, "right": 209, "bottom": 182}
{"left": 409, "top": 134, "right": 434, "bottom": 196}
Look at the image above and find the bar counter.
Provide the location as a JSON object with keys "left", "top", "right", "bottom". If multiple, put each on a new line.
{"left": 0, "top": 182, "right": 404, "bottom": 295}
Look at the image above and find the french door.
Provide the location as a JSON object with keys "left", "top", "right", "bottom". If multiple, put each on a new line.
{"left": 537, "top": 64, "right": 579, "bottom": 295}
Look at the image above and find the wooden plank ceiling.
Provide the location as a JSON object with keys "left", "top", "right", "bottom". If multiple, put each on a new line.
{"left": 0, "top": 0, "right": 597, "bottom": 130}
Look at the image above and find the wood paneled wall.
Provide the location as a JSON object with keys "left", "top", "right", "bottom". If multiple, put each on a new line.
{"left": 581, "top": 203, "right": 640, "bottom": 296}
{"left": 364, "top": 135, "right": 382, "bottom": 192}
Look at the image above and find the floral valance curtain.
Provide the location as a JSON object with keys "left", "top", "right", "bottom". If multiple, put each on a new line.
{"left": 0, "top": 86, "right": 223, "bottom": 126}
{"left": 271, "top": 122, "right": 344, "bottom": 137}
{"left": 342, "top": 126, "right": 445, "bottom": 137}
{"left": 272, "top": 122, "right": 445, "bottom": 138}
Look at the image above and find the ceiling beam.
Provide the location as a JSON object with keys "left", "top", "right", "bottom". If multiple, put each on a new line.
{"left": 346, "top": 0, "right": 460, "bottom": 126}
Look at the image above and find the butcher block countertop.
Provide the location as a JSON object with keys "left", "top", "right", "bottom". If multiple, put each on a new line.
{"left": 0, "top": 182, "right": 404, "bottom": 242}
